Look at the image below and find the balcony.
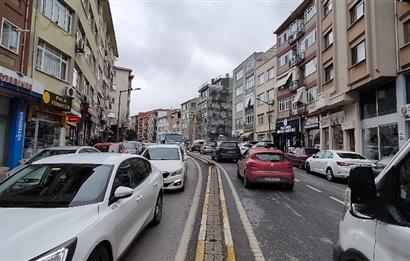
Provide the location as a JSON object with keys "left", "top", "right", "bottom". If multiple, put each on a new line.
{"left": 287, "top": 24, "right": 305, "bottom": 45}
{"left": 288, "top": 52, "right": 305, "bottom": 68}
{"left": 290, "top": 104, "right": 306, "bottom": 116}
{"left": 288, "top": 80, "right": 304, "bottom": 92}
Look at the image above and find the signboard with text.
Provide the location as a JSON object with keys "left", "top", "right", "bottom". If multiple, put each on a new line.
{"left": 42, "top": 91, "right": 72, "bottom": 111}
{"left": 276, "top": 118, "right": 299, "bottom": 134}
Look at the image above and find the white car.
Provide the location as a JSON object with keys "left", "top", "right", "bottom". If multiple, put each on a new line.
{"left": 142, "top": 144, "right": 187, "bottom": 190}
{"left": 305, "top": 150, "right": 372, "bottom": 181}
{"left": 0, "top": 153, "right": 163, "bottom": 261}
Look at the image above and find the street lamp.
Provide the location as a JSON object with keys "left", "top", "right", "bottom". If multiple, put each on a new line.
{"left": 256, "top": 97, "right": 275, "bottom": 143}
{"left": 117, "top": 87, "right": 141, "bottom": 142}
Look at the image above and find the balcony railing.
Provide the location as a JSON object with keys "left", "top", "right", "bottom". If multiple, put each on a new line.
{"left": 287, "top": 23, "right": 305, "bottom": 44}
{"left": 290, "top": 104, "right": 306, "bottom": 116}
{"left": 288, "top": 51, "right": 305, "bottom": 68}
{"left": 288, "top": 80, "right": 304, "bottom": 92}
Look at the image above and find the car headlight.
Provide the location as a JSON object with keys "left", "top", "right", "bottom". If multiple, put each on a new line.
{"left": 171, "top": 168, "right": 184, "bottom": 176}
{"left": 31, "top": 238, "right": 77, "bottom": 261}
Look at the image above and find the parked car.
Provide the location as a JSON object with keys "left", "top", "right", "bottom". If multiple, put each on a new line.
{"left": 211, "top": 141, "right": 241, "bottom": 162}
{"left": 0, "top": 153, "right": 163, "bottom": 261}
{"left": 123, "top": 141, "right": 139, "bottom": 154}
{"left": 7, "top": 146, "right": 100, "bottom": 178}
{"left": 305, "top": 150, "right": 372, "bottom": 181}
{"left": 142, "top": 144, "right": 187, "bottom": 191}
{"left": 252, "top": 142, "right": 276, "bottom": 149}
{"left": 94, "top": 142, "right": 127, "bottom": 153}
{"left": 191, "top": 139, "right": 205, "bottom": 152}
{"left": 334, "top": 139, "right": 410, "bottom": 261}
{"left": 239, "top": 143, "right": 253, "bottom": 155}
{"left": 372, "top": 156, "right": 394, "bottom": 177}
{"left": 200, "top": 142, "right": 215, "bottom": 155}
{"left": 236, "top": 148, "right": 294, "bottom": 190}
{"left": 286, "top": 147, "right": 319, "bottom": 169}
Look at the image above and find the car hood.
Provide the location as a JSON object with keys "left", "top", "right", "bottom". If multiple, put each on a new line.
{"left": 0, "top": 204, "right": 99, "bottom": 260}
{"left": 150, "top": 160, "right": 184, "bottom": 172}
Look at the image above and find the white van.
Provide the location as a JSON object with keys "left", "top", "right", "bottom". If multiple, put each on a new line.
{"left": 334, "top": 139, "right": 410, "bottom": 261}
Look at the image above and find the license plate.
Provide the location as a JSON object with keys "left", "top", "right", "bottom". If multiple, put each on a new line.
{"left": 264, "top": 177, "right": 280, "bottom": 182}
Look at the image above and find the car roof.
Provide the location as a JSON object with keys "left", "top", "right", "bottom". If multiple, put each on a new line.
{"left": 146, "top": 144, "right": 180, "bottom": 149}
{"left": 32, "top": 153, "right": 139, "bottom": 165}
{"left": 41, "top": 146, "right": 89, "bottom": 151}
{"left": 94, "top": 143, "right": 121, "bottom": 146}
{"left": 327, "top": 150, "right": 361, "bottom": 154}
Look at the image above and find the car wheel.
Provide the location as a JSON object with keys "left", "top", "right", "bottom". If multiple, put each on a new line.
{"left": 150, "top": 193, "right": 163, "bottom": 226}
{"left": 306, "top": 162, "right": 312, "bottom": 174}
{"left": 326, "top": 168, "right": 334, "bottom": 182}
{"left": 284, "top": 184, "right": 294, "bottom": 191}
{"left": 243, "top": 172, "right": 251, "bottom": 188}
{"left": 87, "top": 245, "right": 110, "bottom": 261}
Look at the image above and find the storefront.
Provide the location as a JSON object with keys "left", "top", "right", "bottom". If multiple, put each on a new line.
{"left": 0, "top": 66, "right": 44, "bottom": 169}
{"left": 275, "top": 118, "right": 301, "bottom": 152}
{"left": 304, "top": 116, "right": 320, "bottom": 149}
{"left": 320, "top": 111, "right": 345, "bottom": 150}
{"left": 24, "top": 90, "right": 72, "bottom": 159}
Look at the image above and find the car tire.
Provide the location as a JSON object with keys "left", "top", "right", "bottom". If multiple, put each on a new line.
{"left": 326, "top": 168, "right": 334, "bottom": 182}
{"left": 306, "top": 162, "right": 312, "bottom": 174}
{"left": 87, "top": 245, "right": 110, "bottom": 261}
{"left": 243, "top": 172, "right": 251, "bottom": 188}
{"left": 284, "top": 184, "right": 294, "bottom": 191}
{"left": 150, "top": 193, "right": 163, "bottom": 226}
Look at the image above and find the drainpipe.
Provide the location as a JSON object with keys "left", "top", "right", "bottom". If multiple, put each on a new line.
{"left": 30, "top": 0, "right": 39, "bottom": 78}
{"left": 20, "top": 0, "right": 31, "bottom": 74}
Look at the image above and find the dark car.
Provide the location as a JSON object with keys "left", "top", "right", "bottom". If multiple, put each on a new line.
{"left": 372, "top": 156, "right": 394, "bottom": 177}
{"left": 286, "top": 147, "right": 319, "bottom": 169}
{"left": 211, "top": 141, "right": 241, "bottom": 162}
{"left": 200, "top": 142, "right": 215, "bottom": 155}
{"left": 191, "top": 139, "right": 205, "bottom": 152}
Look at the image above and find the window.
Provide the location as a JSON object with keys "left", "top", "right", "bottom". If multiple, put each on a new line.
{"left": 304, "top": 58, "right": 317, "bottom": 78}
{"left": 36, "top": 40, "right": 68, "bottom": 80}
{"left": 300, "top": 30, "right": 316, "bottom": 52}
{"left": 324, "top": 30, "right": 333, "bottom": 48}
{"left": 351, "top": 40, "right": 366, "bottom": 65}
{"left": 235, "top": 86, "right": 242, "bottom": 96}
{"left": 268, "top": 68, "right": 275, "bottom": 80}
{"left": 257, "top": 93, "right": 264, "bottom": 106}
{"left": 246, "top": 76, "right": 254, "bottom": 89}
{"left": 0, "top": 19, "right": 20, "bottom": 54}
{"left": 236, "top": 69, "right": 243, "bottom": 80}
{"left": 306, "top": 88, "right": 317, "bottom": 104}
{"left": 279, "top": 96, "right": 295, "bottom": 112}
{"left": 257, "top": 114, "right": 264, "bottom": 125}
{"left": 304, "top": 4, "right": 316, "bottom": 22}
{"left": 236, "top": 102, "right": 243, "bottom": 112}
{"left": 267, "top": 88, "right": 275, "bottom": 102}
{"left": 360, "top": 82, "right": 397, "bottom": 119}
{"left": 41, "top": 0, "right": 72, "bottom": 32}
{"left": 131, "top": 158, "right": 151, "bottom": 186}
{"left": 84, "top": 41, "right": 95, "bottom": 71}
{"left": 112, "top": 161, "right": 133, "bottom": 191}
{"left": 278, "top": 32, "right": 287, "bottom": 46}
{"left": 404, "top": 20, "right": 410, "bottom": 45}
{"left": 279, "top": 51, "right": 291, "bottom": 67}
{"left": 72, "top": 67, "right": 82, "bottom": 89}
{"left": 363, "top": 124, "right": 399, "bottom": 160}
{"left": 324, "top": 63, "right": 334, "bottom": 82}
{"left": 350, "top": 1, "right": 364, "bottom": 24}
{"left": 257, "top": 73, "right": 265, "bottom": 85}
{"left": 324, "top": 0, "right": 333, "bottom": 16}
{"left": 245, "top": 113, "right": 254, "bottom": 125}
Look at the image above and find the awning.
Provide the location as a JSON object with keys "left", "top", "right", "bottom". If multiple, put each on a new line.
{"left": 293, "top": 87, "right": 305, "bottom": 104}
{"left": 240, "top": 131, "right": 253, "bottom": 139}
{"left": 275, "top": 72, "right": 292, "bottom": 88}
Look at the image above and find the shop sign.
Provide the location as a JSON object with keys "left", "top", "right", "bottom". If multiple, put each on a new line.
{"left": 67, "top": 116, "right": 81, "bottom": 123}
{"left": 330, "top": 111, "right": 345, "bottom": 126}
{"left": 16, "top": 111, "right": 25, "bottom": 142}
{"left": 42, "top": 91, "right": 72, "bottom": 111}
{"left": 320, "top": 115, "right": 330, "bottom": 128}
{"left": 276, "top": 119, "right": 299, "bottom": 134}
{"left": 304, "top": 116, "right": 319, "bottom": 129}
{"left": 0, "top": 66, "right": 44, "bottom": 97}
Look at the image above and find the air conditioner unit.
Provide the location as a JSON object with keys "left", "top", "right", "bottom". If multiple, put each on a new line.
{"left": 65, "top": 86, "right": 75, "bottom": 98}
{"left": 75, "top": 40, "right": 85, "bottom": 53}
{"left": 401, "top": 104, "right": 410, "bottom": 118}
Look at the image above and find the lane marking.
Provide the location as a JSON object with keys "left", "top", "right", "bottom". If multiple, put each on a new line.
{"left": 194, "top": 165, "right": 211, "bottom": 261}
{"left": 217, "top": 167, "right": 236, "bottom": 261}
{"left": 329, "top": 196, "right": 345, "bottom": 205}
{"left": 174, "top": 158, "right": 203, "bottom": 261}
{"left": 294, "top": 178, "right": 300, "bottom": 183}
{"left": 306, "top": 185, "right": 322, "bottom": 193}
{"left": 283, "top": 202, "right": 303, "bottom": 219}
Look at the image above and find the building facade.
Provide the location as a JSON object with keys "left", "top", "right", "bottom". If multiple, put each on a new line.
{"left": 254, "top": 46, "right": 277, "bottom": 141}
{"left": 156, "top": 109, "right": 170, "bottom": 142}
{"left": 181, "top": 98, "right": 197, "bottom": 142}
{"left": 168, "top": 109, "right": 181, "bottom": 134}
{"left": 137, "top": 111, "right": 149, "bottom": 141}
{"left": 198, "top": 75, "right": 232, "bottom": 142}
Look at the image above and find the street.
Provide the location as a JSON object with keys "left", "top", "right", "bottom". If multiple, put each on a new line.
{"left": 119, "top": 153, "right": 347, "bottom": 261}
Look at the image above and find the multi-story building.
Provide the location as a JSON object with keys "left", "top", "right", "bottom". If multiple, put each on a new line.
{"left": 130, "top": 114, "right": 138, "bottom": 131}
{"left": 181, "top": 98, "right": 197, "bottom": 142}
{"left": 23, "top": 0, "right": 118, "bottom": 157}
{"left": 198, "top": 74, "right": 232, "bottom": 142}
{"left": 254, "top": 47, "right": 277, "bottom": 141}
{"left": 274, "top": 0, "right": 319, "bottom": 151}
{"left": 109, "top": 66, "right": 133, "bottom": 140}
{"left": 168, "top": 109, "right": 181, "bottom": 134}
{"left": 156, "top": 109, "right": 170, "bottom": 142}
{"left": 137, "top": 111, "right": 149, "bottom": 141}
{"left": 232, "top": 52, "right": 263, "bottom": 141}
{"left": 0, "top": 0, "right": 45, "bottom": 170}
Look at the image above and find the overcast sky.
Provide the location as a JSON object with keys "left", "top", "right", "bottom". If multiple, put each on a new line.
{"left": 110, "top": 0, "right": 302, "bottom": 116}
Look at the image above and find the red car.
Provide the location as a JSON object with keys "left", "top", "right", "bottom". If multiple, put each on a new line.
{"left": 286, "top": 147, "right": 319, "bottom": 169}
{"left": 236, "top": 148, "right": 294, "bottom": 190}
{"left": 94, "top": 142, "right": 127, "bottom": 153}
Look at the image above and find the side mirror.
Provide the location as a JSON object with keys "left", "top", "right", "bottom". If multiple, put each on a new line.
{"left": 348, "top": 166, "right": 377, "bottom": 219}
{"left": 113, "top": 186, "right": 133, "bottom": 202}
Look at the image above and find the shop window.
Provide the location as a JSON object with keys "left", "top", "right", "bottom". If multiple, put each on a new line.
{"left": 306, "top": 129, "right": 320, "bottom": 148}
{"left": 363, "top": 127, "right": 379, "bottom": 160}
{"left": 360, "top": 89, "right": 377, "bottom": 119}
{"left": 323, "top": 128, "right": 329, "bottom": 149}
{"left": 377, "top": 82, "right": 397, "bottom": 116}
{"left": 333, "top": 125, "right": 343, "bottom": 150}
{"left": 380, "top": 124, "right": 399, "bottom": 158}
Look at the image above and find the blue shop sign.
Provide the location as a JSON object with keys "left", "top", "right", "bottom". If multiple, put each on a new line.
{"left": 0, "top": 66, "right": 44, "bottom": 98}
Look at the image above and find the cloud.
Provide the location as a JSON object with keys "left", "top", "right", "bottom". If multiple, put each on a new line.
{"left": 109, "top": 0, "right": 302, "bottom": 116}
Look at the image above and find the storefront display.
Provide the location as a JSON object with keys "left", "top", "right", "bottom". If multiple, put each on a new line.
{"left": 304, "top": 116, "right": 320, "bottom": 148}
{"left": 275, "top": 118, "right": 300, "bottom": 152}
{"left": 363, "top": 123, "right": 399, "bottom": 160}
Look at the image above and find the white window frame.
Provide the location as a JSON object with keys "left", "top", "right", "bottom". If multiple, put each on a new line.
{"left": 304, "top": 57, "right": 317, "bottom": 78}
{"left": 236, "top": 102, "right": 243, "bottom": 112}
{"left": 306, "top": 88, "right": 317, "bottom": 104}
{"left": 246, "top": 76, "right": 254, "bottom": 90}
{"left": 36, "top": 40, "right": 69, "bottom": 81}
{"left": 351, "top": 40, "right": 366, "bottom": 65}
{"left": 257, "top": 114, "right": 264, "bottom": 125}
{"left": 236, "top": 69, "right": 243, "bottom": 80}
{"left": 0, "top": 18, "right": 21, "bottom": 54}
{"left": 324, "top": 30, "right": 333, "bottom": 48}
{"left": 235, "top": 85, "right": 243, "bottom": 96}
{"left": 267, "top": 68, "right": 275, "bottom": 80}
{"left": 267, "top": 88, "right": 275, "bottom": 102}
{"left": 304, "top": 4, "right": 316, "bottom": 23}
{"left": 257, "top": 93, "right": 264, "bottom": 106}
{"left": 257, "top": 73, "right": 265, "bottom": 85}
{"left": 41, "top": 0, "right": 72, "bottom": 32}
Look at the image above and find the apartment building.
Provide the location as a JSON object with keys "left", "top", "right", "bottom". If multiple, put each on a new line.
{"left": 181, "top": 98, "right": 197, "bottom": 142}
{"left": 23, "top": 0, "right": 118, "bottom": 158}
{"left": 109, "top": 66, "right": 133, "bottom": 141}
{"left": 156, "top": 109, "right": 170, "bottom": 142}
{"left": 0, "top": 0, "right": 45, "bottom": 170}
{"left": 168, "top": 109, "right": 182, "bottom": 134}
{"left": 137, "top": 111, "right": 149, "bottom": 141}
{"left": 232, "top": 52, "right": 263, "bottom": 141}
{"left": 198, "top": 74, "right": 232, "bottom": 142}
{"left": 274, "top": 0, "right": 319, "bottom": 151}
{"left": 254, "top": 46, "right": 277, "bottom": 141}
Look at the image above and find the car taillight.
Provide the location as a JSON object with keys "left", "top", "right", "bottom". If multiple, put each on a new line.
{"left": 336, "top": 161, "right": 352, "bottom": 166}
{"left": 247, "top": 161, "right": 259, "bottom": 169}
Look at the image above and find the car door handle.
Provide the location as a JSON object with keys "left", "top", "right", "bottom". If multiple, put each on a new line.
{"left": 136, "top": 195, "right": 143, "bottom": 202}
{"left": 153, "top": 181, "right": 158, "bottom": 187}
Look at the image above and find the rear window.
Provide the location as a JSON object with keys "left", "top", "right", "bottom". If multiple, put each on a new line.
{"left": 95, "top": 145, "right": 119, "bottom": 153}
{"left": 337, "top": 153, "right": 366, "bottom": 159}
{"left": 255, "top": 153, "right": 285, "bottom": 162}
{"left": 220, "top": 142, "right": 238, "bottom": 148}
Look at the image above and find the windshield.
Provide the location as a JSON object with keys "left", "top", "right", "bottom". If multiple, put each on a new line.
{"left": 337, "top": 153, "right": 366, "bottom": 159}
{"left": 0, "top": 164, "right": 112, "bottom": 208}
{"left": 144, "top": 147, "right": 180, "bottom": 160}
{"left": 28, "top": 149, "right": 77, "bottom": 164}
{"left": 255, "top": 153, "right": 285, "bottom": 162}
{"left": 165, "top": 134, "right": 184, "bottom": 142}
